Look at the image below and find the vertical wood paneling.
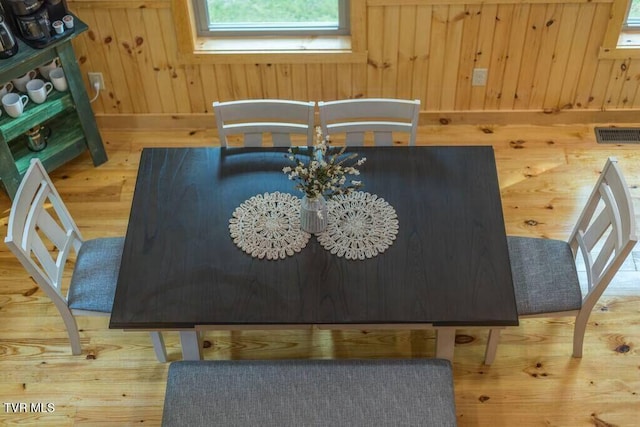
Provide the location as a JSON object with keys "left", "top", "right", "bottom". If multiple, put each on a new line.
{"left": 381, "top": 6, "right": 401, "bottom": 98}
{"left": 244, "top": 65, "right": 264, "bottom": 99}
{"left": 229, "top": 65, "right": 249, "bottom": 99}
{"left": 455, "top": 5, "right": 482, "bottom": 110}
{"left": 140, "top": 9, "right": 177, "bottom": 112}
{"left": 306, "top": 65, "right": 323, "bottom": 101}
{"left": 484, "top": 4, "right": 514, "bottom": 110}
{"left": 158, "top": 9, "right": 191, "bottom": 113}
{"left": 214, "top": 65, "right": 234, "bottom": 101}
{"left": 366, "top": 6, "right": 385, "bottom": 97}
{"left": 469, "top": 4, "right": 497, "bottom": 110}
{"left": 528, "top": 4, "right": 561, "bottom": 109}
{"left": 604, "top": 59, "right": 630, "bottom": 108}
{"left": 574, "top": 3, "right": 612, "bottom": 109}
{"left": 124, "top": 7, "right": 163, "bottom": 114}
{"left": 336, "top": 64, "right": 353, "bottom": 99}
{"left": 512, "top": 5, "right": 548, "bottom": 110}
{"left": 396, "top": 6, "right": 417, "bottom": 99}
{"left": 631, "top": 60, "right": 640, "bottom": 108}
{"left": 589, "top": 60, "right": 616, "bottom": 108}
{"left": 199, "top": 64, "right": 218, "bottom": 110}
{"left": 109, "top": 9, "right": 147, "bottom": 113}
{"left": 542, "top": 4, "right": 580, "bottom": 110}
{"left": 276, "top": 65, "right": 293, "bottom": 99}
{"left": 441, "top": 5, "right": 465, "bottom": 110}
{"left": 411, "top": 5, "right": 432, "bottom": 105}
{"left": 322, "top": 64, "right": 338, "bottom": 100}
{"left": 260, "top": 64, "right": 279, "bottom": 98}
{"left": 498, "top": 4, "right": 530, "bottom": 110}
{"left": 76, "top": 1, "right": 635, "bottom": 118}
{"left": 184, "top": 64, "right": 207, "bottom": 113}
{"left": 93, "top": 9, "right": 134, "bottom": 113}
{"left": 557, "top": 3, "right": 596, "bottom": 109}
{"left": 70, "top": 19, "right": 103, "bottom": 112}
{"left": 617, "top": 59, "right": 640, "bottom": 108}
{"left": 79, "top": 10, "right": 112, "bottom": 112}
{"left": 426, "top": 5, "right": 449, "bottom": 110}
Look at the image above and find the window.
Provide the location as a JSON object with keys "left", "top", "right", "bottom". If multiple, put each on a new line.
{"left": 172, "top": 0, "right": 366, "bottom": 64}
{"left": 600, "top": 0, "right": 640, "bottom": 58}
{"left": 625, "top": 0, "right": 640, "bottom": 29}
{"left": 192, "top": 0, "right": 350, "bottom": 37}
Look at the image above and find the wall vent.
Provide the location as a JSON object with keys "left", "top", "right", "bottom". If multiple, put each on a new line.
{"left": 595, "top": 127, "right": 640, "bottom": 144}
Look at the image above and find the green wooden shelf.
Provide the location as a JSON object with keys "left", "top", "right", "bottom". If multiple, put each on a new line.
{"left": 0, "top": 14, "right": 107, "bottom": 199}
{"left": 0, "top": 90, "right": 75, "bottom": 142}
{"left": 9, "top": 112, "right": 86, "bottom": 175}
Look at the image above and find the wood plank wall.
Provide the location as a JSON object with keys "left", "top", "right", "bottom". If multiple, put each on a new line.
{"left": 66, "top": 0, "right": 638, "bottom": 125}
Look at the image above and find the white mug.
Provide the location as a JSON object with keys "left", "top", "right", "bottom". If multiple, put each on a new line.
{"left": 12, "top": 70, "right": 37, "bottom": 93}
{"left": 38, "top": 58, "right": 59, "bottom": 81}
{"left": 26, "top": 79, "right": 53, "bottom": 104}
{"left": 49, "top": 68, "right": 68, "bottom": 92}
{"left": 0, "top": 82, "right": 13, "bottom": 98}
{"left": 2, "top": 93, "right": 29, "bottom": 118}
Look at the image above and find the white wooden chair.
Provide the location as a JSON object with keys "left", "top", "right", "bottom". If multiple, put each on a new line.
{"left": 4, "top": 159, "right": 167, "bottom": 362}
{"left": 213, "top": 99, "right": 316, "bottom": 147}
{"left": 318, "top": 98, "right": 420, "bottom": 146}
{"left": 485, "top": 158, "right": 637, "bottom": 365}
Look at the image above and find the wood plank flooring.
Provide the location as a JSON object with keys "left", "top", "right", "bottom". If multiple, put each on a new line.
{"left": 0, "top": 124, "right": 639, "bottom": 426}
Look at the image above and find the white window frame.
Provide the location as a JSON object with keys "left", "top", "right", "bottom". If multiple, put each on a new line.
{"left": 171, "top": 0, "right": 366, "bottom": 65}
{"left": 600, "top": 0, "right": 640, "bottom": 58}
{"left": 192, "top": 0, "right": 350, "bottom": 37}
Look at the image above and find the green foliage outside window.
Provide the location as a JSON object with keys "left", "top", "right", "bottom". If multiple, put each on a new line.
{"left": 207, "top": 0, "right": 339, "bottom": 25}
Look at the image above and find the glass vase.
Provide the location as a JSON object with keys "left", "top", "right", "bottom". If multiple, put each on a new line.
{"left": 300, "top": 195, "right": 328, "bottom": 234}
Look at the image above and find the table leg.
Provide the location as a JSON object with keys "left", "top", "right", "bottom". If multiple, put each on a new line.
{"left": 435, "top": 327, "right": 456, "bottom": 362}
{"left": 180, "top": 331, "right": 202, "bottom": 360}
{"left": 150, "top": 331, "right": 167, "bottom": 363}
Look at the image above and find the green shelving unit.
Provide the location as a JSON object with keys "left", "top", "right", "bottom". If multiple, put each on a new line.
{"left": 0, "top": 15, "right": 107, "bottom": 199}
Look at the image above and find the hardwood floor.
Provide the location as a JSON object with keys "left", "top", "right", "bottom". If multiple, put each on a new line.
{"left": 1, "top": 123, "right": 639, "bottom": 426}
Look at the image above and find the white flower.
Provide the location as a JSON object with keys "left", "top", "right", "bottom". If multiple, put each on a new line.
{"left": 283, "top": 126, "right": 365, "bottom": 199}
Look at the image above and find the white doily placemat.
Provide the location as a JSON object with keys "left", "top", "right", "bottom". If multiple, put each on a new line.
{"left": 229, "top": 192, "right": 311, "bottom": 260}
{"left": 317, "top": 191, "right": 399, "bottom": 260}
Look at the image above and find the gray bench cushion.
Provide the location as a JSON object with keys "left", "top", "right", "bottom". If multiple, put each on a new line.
{"left": 162, "top": 359, "right": 457, "bottom": 427}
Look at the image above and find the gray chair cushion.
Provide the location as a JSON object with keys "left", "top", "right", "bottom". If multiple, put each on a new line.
{"left": 162, "top": 359, "right": 457, "bottom": 427}
{"left": 508, "top": 236, "right": 582, "bottom": 315}
{"left": 67, "top": 237, "right": 124, "bottom": 313}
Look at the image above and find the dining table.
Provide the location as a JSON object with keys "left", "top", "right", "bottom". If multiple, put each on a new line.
{"left": 109, "top": 145, "right": 518, "bottom": 361}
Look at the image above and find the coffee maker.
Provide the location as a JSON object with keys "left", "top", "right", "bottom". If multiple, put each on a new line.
{"left": 1, "top": 0, "right": 69, "bottom": 48}
{"left": 0, "top": 12, "right": 19, "bottom": 59}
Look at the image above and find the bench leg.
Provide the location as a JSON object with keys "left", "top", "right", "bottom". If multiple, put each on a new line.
{"left": 180, "top": 331, "right": 202, "bottom": 360}
{"left": 435, "top": 327, "right": 456, "bottom": 362}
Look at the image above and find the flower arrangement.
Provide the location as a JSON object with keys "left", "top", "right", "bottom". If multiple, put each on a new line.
{"left": 283, "top": 127, "right": 366, "bottom": 200}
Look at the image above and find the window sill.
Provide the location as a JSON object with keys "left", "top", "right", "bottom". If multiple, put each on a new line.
{"left": 178, "top": 35, "right": 367, "bottom": 64}
{"left": 599, "top": 31, "right": 640, "bottom": 59}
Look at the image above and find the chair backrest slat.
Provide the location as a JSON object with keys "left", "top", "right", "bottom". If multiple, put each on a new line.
{"left": 580, "top": 208, "right": 612, "bottom": 251}
{"left": 319, "top": 98, "right": 420, "bottom": 146}
{"left": 569, "top": 158, "right": 637, "bottom": 306}
{"left": 213, "top": 99, "right": 315, "bottom": 147}
{"left": 5, "top": 159, "right": 84, "bottom": 301}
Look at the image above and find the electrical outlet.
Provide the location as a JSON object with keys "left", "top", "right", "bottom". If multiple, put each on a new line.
{"left": 472, "top": 68, "right": 488, "bottom": 86}
{"left": 88, "top": 72, "right": 105, "bottom": 91}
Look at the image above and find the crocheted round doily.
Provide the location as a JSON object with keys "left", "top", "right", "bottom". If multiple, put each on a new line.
{"left": 229, "top": 192, "right": 311, "bottom": 260}
{"left": 317, "top": 191, "right": 399, "bottom": 260}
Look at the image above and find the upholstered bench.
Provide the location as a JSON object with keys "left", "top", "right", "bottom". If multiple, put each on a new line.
{"left": 162, "top": 359, "right": 457, "bottom": 427}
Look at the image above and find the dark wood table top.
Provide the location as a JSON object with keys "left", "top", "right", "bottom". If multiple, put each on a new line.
{"left": 110, "top": 146, "right": 518, "bottom": 330}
